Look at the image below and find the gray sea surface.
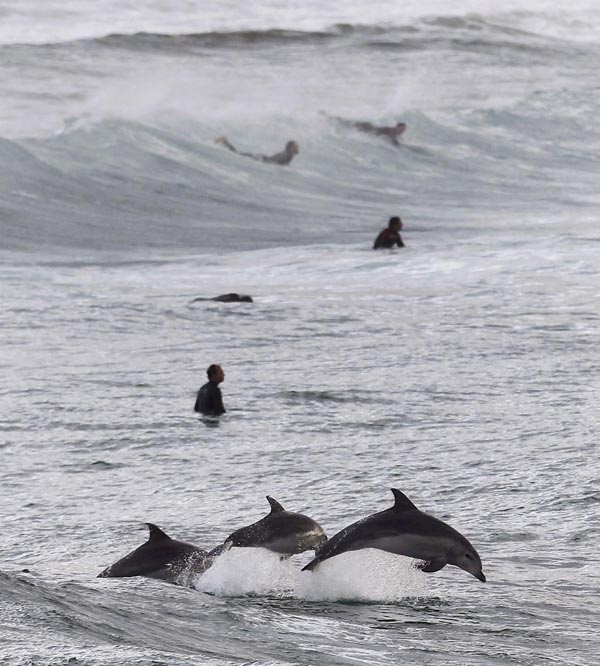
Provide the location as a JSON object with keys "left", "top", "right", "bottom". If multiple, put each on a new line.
{"left": 1, "top": 234, "right": 599, "bottom": 665}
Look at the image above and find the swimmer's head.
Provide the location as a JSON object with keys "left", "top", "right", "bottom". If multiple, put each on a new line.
{"left": 286, "top": 141, "right": 300, "bottom": 155}
{"left": 207, "top": 364, "right": 225, "bottom": 384}
{"left": 388, "top": 216, "right": 402, "bottom": 230}
{"left": 394, "top": 123, "right": 407, "bottom": 136}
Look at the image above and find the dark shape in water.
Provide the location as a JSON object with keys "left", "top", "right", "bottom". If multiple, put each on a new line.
{"left": 192, "top": 293, "right": 253, "bottom": 303}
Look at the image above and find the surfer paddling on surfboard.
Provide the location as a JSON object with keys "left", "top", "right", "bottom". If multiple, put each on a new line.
{"left": 215, "top": 137, "right": 299, "bottom": 165}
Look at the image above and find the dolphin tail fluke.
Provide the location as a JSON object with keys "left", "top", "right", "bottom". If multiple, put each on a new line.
{"left": 207, "top": 539, "right": 232, "bottom": 560}
{"left": 302, "top": 556, "right": 321, "bottom": 572}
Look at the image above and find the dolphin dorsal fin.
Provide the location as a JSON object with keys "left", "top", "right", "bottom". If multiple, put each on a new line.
{"left": 266, "top": 496, "right": 285, "bottom": 513}
{"left": 146, "top": 523, "right": 171, "bottom": 541}
{"left": 390, "top": 489, "right": 418, "bottom": 511}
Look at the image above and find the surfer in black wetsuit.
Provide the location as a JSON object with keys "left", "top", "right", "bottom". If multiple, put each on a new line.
{"left": 215, "top": 137, "right": 299, "bottom": 165}
{"left": 322, "top": 112, "right": 407, "bottom": 146}
{"left": 194, "top": 364, "right": 226, "bottom": 416}
{"left": 373, "top": 216, "right": 405, "bottom": 249}
{"left": 354, "top": 121, "right": 406, "bottom": 145}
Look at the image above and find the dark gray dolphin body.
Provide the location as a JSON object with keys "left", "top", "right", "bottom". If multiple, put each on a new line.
{"left": 98, "top": 523, "right": 212, "bottom": 586}
{"left": 303, "top": 489, "right": 485, "bottom": 582}
{"left": 211, "top": 496, "right": 327, "bottom": 557}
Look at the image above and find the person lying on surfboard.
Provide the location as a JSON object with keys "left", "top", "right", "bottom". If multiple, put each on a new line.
{"left": 215, "top": 137, "right": 299, "bottom": 165}
{"left": 322, "top": 112, "right": 407, "bottom": 146}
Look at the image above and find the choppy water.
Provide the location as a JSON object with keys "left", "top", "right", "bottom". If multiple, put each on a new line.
{"left": 1, "top": 1, "right": 599, "bottom": 665}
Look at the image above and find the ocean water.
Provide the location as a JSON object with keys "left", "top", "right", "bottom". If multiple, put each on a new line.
{"left": 1, "top": 1, "right": 599, "bottom": 665}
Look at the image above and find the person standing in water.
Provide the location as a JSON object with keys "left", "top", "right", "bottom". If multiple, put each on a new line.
{"left": 215, "top": 137, "right": 299, "bottom": 165}
{"left": 194, "top": 364, "right": 226, "bottom": 416}
{"left": 373, "top": 216, "right": 405, "bottom": 249}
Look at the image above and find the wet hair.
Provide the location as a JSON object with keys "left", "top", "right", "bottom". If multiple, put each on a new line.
{"left": 388, "top": 216, "right": 402, "bottom": 228}
{"left": 286, "top": 141, "right": 299, "bottom": 153}
{"left": 207, "top": 364, "right": 220, "bottom": 379}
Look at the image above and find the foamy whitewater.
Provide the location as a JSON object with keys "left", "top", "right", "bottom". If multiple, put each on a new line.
{"left": 0, "top": 1, "right": 599, "bottom": 664}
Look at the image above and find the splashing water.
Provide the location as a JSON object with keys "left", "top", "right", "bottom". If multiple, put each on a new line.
{"left": 195, "top": 548, "right": 429, "bottom": 602}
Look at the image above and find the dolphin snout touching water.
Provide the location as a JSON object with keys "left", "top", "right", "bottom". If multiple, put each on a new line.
{"left": 97, "top": 523, "right": 212, "bottom": 586}
{"left": 210, "top": 496, "right": 328, "bottom": 558}
{"left": 302, "top": 489, "right": 485, "bottom": 583}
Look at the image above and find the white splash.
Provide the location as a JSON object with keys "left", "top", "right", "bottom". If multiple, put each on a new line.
{"left": 196, "top": 548, "right": 297, "bottom": 597}
{"left": 297, "top": 550, "right": 429, "bottom": 602}
{"left": 195, "top": 547, "right": 429, "bottom": 602}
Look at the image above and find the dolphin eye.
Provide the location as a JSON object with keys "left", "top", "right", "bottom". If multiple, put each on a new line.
{"left": 465, "top": 552, "right": 473, "bottom": 560}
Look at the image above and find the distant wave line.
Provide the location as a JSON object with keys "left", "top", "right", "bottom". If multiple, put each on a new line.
{"left": 0, "top": 15, "right": 567, "bottom": 52}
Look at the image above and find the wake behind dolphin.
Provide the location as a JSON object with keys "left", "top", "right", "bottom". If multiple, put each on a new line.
{"left": 303, "top": 489, "right": 485, "bottom": 582}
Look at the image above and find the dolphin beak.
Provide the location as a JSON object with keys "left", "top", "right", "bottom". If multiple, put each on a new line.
{"left": 475, "top": 570, "right": 486, "bottom": 583}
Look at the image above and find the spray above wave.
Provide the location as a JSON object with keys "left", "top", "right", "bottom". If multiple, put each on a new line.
{"left": 1, "top": 86, "right": 597, "bottom": 256}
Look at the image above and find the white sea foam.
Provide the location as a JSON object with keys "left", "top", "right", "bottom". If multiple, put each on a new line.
{"left": 298, "top": 551, "right": 429, "bottom": 602}
{"left": 195, "top": 548, "right": 428, "bottom": 602}
{"left": 196, "top": 549, "right": 297, "bottom": 597}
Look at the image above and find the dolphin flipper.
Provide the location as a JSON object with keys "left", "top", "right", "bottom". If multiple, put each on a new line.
{"left": 418, "top": 558, "right": 448, "bottom": 573}
{"left": 302, "top": 557, "right": 320, "bottom": 571}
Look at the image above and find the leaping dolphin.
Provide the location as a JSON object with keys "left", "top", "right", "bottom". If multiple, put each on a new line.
{"left": 302, "top": 489, "right": 486, "bottom": 582}
{"left": 210, "top": 496, "right": 327, "bottom": 558}
{"left": 97, "top": 523, "right": 212, "bottom": 586}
